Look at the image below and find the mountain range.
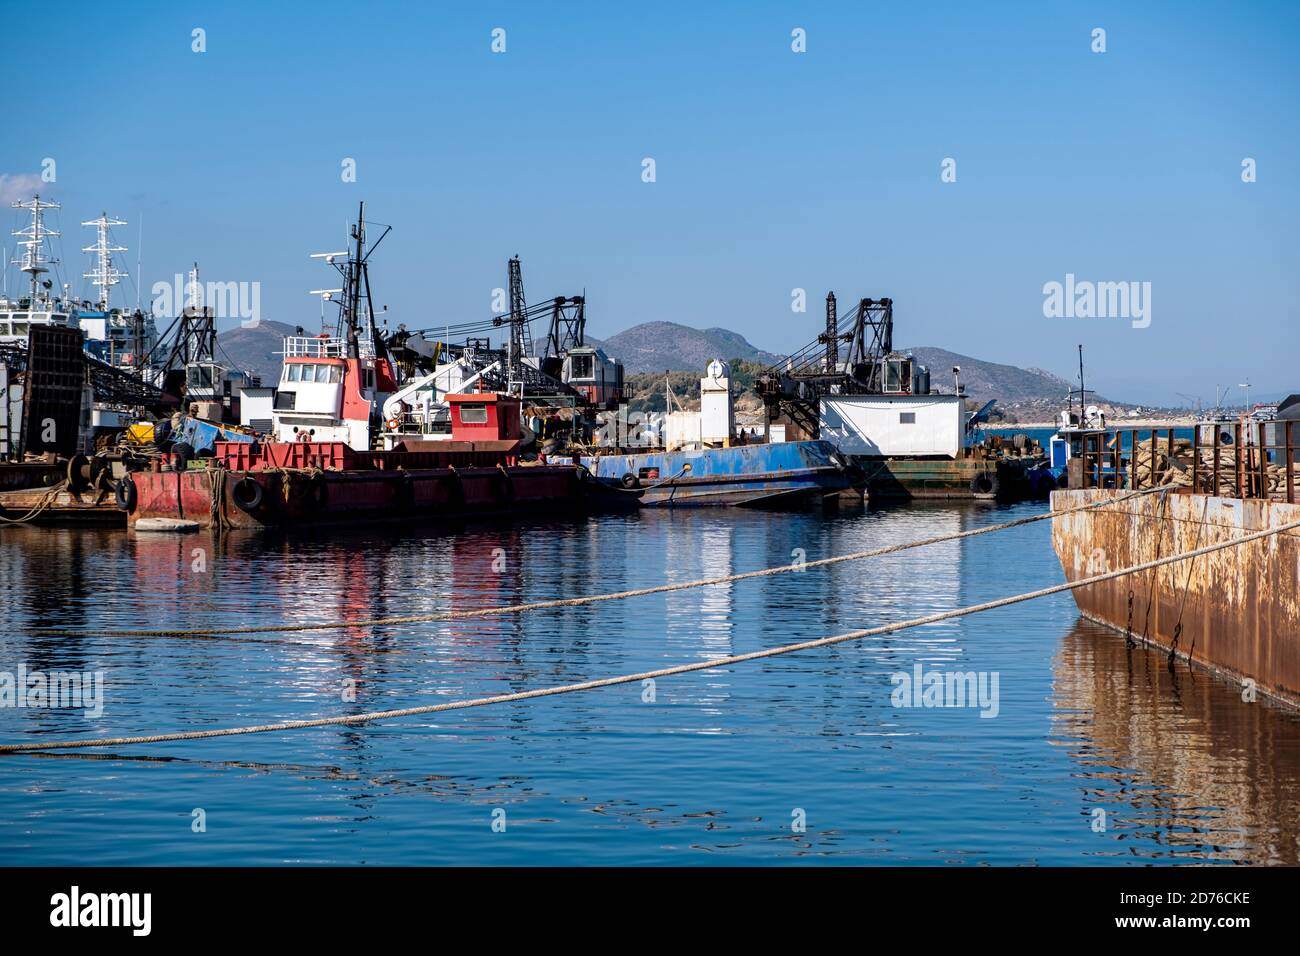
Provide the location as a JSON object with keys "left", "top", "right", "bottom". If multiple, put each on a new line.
{"left": 217, "top": 320, "right": 1092, "bottom": 407}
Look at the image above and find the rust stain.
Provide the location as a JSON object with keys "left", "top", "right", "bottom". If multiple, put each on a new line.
{"left": 1052, "top": 489, "right": 1300, "bottom": 708}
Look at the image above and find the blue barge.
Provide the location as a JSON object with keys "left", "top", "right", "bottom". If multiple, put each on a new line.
{"left": 580, "top": 440, "right": 853, "bottom": 507}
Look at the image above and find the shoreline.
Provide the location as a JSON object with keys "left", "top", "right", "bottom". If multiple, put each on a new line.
{"left": 987, "top": 418, "right": 1200, "bottom": 429}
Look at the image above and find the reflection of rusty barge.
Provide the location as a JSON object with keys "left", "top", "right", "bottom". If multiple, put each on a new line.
{"left": 1052, "top": 418, "right": 1300, "bottom": 708}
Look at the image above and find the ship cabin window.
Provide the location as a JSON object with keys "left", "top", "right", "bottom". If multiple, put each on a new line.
{"left": 285, "top": 363, "right": 342, "bottom": 383}
{"left": 187, "top": 364, "right": 217, "bottom": 388}
{"left": 884, "top": 358, "right": 912, "bottom": 394}
{"left": 459, "top": 403, "right": 489, "bottom": 424}
{"left": 273, "top": 391, "right": 296, "bottom": 410}
{"left": 570, "top": 354, "right": 594, "bottom": 380}
{"left": 899, "top": 412, "right": 916, "bottom": 424}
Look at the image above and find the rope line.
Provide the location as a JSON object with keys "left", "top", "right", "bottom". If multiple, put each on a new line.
{"left": 30, "top": 486, "right": 1169, "bottom": 639}
{"left": 0, "top": 482, "right": 68, "bottom": 524}
{"left": 4, "top": 513, "right": 1293, "bottom": 754}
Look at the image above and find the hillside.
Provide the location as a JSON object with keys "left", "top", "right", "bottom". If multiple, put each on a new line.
{"left": 899, "top": 346, "right": 1083, "bottom": 403}
{"left": 217, "top": 320, "right": 298, "bottom": 384}
{"left": 596, "top": 322, "right": 783, "bottom": 374}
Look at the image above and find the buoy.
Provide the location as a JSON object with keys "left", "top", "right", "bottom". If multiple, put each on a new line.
{"left": 133, "top": 517, "right": 201, "bottom": 533}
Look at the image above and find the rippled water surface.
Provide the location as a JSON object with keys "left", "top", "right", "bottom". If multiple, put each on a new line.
{"left": 2, "top": 501, "right": 1298, "bottom": 865}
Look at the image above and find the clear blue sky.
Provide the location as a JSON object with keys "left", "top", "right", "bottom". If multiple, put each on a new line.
{"left": 4, "top": 1, "right": 1296, "bottom": 406}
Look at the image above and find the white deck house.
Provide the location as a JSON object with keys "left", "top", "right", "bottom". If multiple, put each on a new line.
{"left": 819, "top": 393, "right": 965, "bottom": 459}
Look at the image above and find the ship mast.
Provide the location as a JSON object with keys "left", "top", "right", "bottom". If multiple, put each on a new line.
{"left": 11, "top": 195, "right": 60, "bottom": 306}
{"left": 328, "top": 202, "right": 390, "bottom": 364}
{"left": 81, "top": 212, "right": 128, "bottom": 310}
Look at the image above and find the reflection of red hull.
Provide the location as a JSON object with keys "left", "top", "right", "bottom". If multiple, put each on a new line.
{"left": 129, "top": 463, "right": 592, "bottom": 529}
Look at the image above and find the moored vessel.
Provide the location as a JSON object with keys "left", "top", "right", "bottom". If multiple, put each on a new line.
{"left": 1052, "top": 412, "right": 1300, "bottom": 707}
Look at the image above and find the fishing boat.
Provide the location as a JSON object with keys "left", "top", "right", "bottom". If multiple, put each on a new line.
{"left": 121, "top": 205, "right": 634, "bottom": 529}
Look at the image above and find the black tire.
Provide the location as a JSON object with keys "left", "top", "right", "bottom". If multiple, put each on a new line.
{"left": 232, "top": 476, "right": 264, "bottom": 513}
{"left": 621, "top": 472, "right": 639, "bottom": 489}
{"left": 970, "top": 472, "right": 998, "bottom": 496}
{"left": 115, "top": 477, "right": 137, "bottom": 513}
{"left": 1057, "top": 472, "right": 1070, "bottom": 489}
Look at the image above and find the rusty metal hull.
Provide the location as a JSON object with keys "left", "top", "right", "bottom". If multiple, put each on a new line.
{"left": 1051, "top": 488, "right": 1300, "bottom": 707}
{"left": 0, "top": 485, "right": 124, "bottom": 525}
{"left": 857, "top": 457, "right": 1042, "bottom": 501}
{"left": 128, "top": 464, "right": 609, "bottom": 530}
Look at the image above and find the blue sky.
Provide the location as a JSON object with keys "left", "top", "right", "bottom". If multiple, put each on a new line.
{"left": 3, "top": 1, "right": 1296, "bottom": 405}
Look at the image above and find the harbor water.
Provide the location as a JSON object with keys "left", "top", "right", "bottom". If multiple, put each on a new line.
{"left": 2, "top": 501, "right": 1298, "bottom": 865}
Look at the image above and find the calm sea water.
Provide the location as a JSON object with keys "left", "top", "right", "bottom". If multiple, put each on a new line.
{"left": 1, "top": 501, "right": 1298, "bottom": 866}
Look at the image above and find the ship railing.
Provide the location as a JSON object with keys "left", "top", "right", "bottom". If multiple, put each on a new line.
{"left": 284, "top": 336, "right": 347, "bottom": 358}
{"left": 1076, "top": 420, "right": 1297, "bottom": 503}
{"left": 283, "top": 333, "right": 377, "bottom": 360}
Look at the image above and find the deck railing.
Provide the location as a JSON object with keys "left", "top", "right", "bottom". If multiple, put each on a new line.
{"left": 1077, "top": 420, "right": 1297, "bottom": 502}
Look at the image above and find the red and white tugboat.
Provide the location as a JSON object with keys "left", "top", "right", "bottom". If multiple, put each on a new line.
{"left": 120, "top": 205, "right": 633, "bottom": 529}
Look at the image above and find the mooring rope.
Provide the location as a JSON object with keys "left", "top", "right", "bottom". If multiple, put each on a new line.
{"left": 0, "top": 482, "right": 68, "bottom": 524}
{"left": 30, "top": 486, "right": 1171, "bottom": 640}
{"left": 5, "top": 513, "right": 1294, "bottom": 754}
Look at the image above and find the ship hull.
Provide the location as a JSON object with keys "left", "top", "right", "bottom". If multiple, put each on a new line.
{"left": 1051, "top": 488, "right": 1300, "bottom": 707}
{"left": 581, "top": 440, "right": 851, "bottom": 508}
{"left": 127, "top": 463, "right": 620, "bottom": 530}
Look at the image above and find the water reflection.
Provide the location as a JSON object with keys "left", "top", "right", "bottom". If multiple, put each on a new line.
{"left": 1052, "top": 618, "right": 1300, "bottom": 864}
{"left": 4, "top": 504, "right": 1300, "bottom": 864}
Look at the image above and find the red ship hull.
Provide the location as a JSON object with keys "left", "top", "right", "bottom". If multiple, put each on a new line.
{"left": 123, "top": 440, "right": 629, "bottom": 529}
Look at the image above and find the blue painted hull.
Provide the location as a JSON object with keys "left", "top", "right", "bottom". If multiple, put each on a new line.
{"left": 581, "top": 440, "right": 851, "bottom": 507}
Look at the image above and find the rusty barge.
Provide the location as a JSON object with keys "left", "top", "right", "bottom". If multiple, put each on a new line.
{"left": 1052, "top": 416, "right": 1300, "bottom": 707}
{"left": 125, "top": 445, "right": 609, "bottom": 530}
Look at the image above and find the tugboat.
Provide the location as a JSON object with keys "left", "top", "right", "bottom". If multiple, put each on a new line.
{"left": 122, "top": 205, "right": 634, "bottom": 529}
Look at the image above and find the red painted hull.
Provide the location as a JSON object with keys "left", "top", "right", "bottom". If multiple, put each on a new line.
{"left": 128, "top": 463, "right": 597, "bottom": 530}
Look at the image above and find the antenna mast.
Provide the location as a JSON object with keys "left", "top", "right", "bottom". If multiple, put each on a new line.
{"left": 82, "top": 212, "right": 128, "bottom": 310}
{"left": 1077, "top": 344, "right": 1085, "bottom": 423}
{"left": 11, "top": 195, "right": 60, "bottom": 305}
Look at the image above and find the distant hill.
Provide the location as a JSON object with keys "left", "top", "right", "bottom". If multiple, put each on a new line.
{"left": 595, "top": 322, "right": 783, "bottom": 374}
{"left": 899, "top": 346, "right": 1086, "bottom": 403}
{"left": 218, "top": 320, "right": 297, "bottom": 384}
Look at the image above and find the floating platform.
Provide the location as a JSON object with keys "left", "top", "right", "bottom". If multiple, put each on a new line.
{"left": 1052, "top": 488, "right": 1300, "bottom": 707}
{"left": 0, "top": 484, "right": 124, "bottom": 526}
{"left": 849, "top": 455, "right": 1051, "bottom": 502}
{"left": 581, "top": 440, "right": 852, "bottom": 507}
